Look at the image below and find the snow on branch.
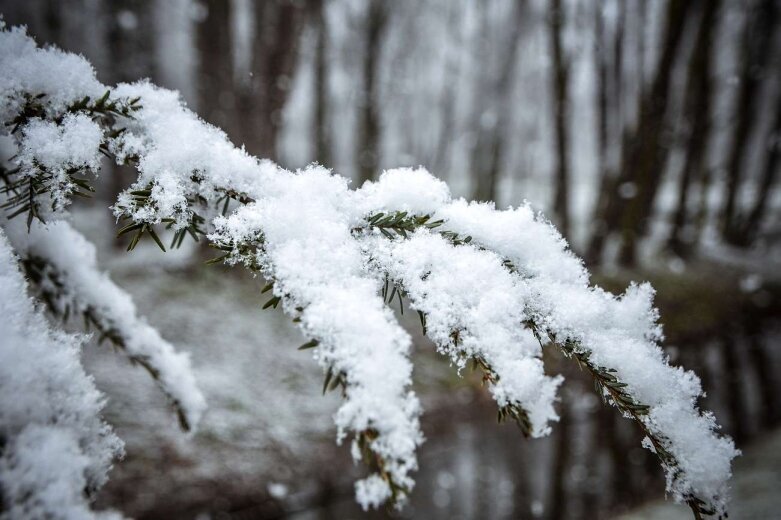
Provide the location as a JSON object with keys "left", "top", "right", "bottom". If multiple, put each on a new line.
{"left": 0, "top": 229, "right": 124, "bottom": 519}
{"left": 350, "top": 173, "right": 740, "bottom": 516}
{"left": 209, "top": 168, "right": 424, "bottom": 507}
{"left": 360, "top": 229, "right": 562, "bottom": 438}
{"left": 2, "top": 218, "right": 206, "bottom": 431}
{"left": 0, "top": 23, "right": 738, "bottom": 517}
{"left": 0, "top": 23, "right": 204, "bottom": 432}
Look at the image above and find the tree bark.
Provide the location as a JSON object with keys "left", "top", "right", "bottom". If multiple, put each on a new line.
{"left": 235, "top": 0, "right": 306, "bottom": 161}
{"left": 548, "top": 0, "right": 570, "bottom": 238}
{"left": 721, "top": 0, "right": 777, "bottom": 243}
{"left": 549, "top": 397, "right": 571, "bottom": 520}
{"left": 356, "top": 0, "right": 387, "bottom": 186}
{"left": 471, "top": 0, "right": 525, "bottom": 204}
{"left": 737, "top": 91, "right": 781, "bottom": 244}
{"left": 196, "top": 0, "right": 233, "bottom": 133}
{"left": 585, "top": 1, "right": 625, "bottom": 266}
{"left": 311, "top": 0, "right": 331, "bottom": 167}
{"left": 667, "top": 0, "right": 719, "bottom": 257}
{"left": 613, "top": 0, "right": 692, "bottom": 267}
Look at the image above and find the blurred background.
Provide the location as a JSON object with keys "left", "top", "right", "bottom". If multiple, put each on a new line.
{"left": 1, "top": 0, "right": 780, "bottom": 518}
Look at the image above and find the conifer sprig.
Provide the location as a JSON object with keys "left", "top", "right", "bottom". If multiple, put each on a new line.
{"left": 2, "top": 91, "right": 140, "bottom": 228}
{"left": 529, "top": 324, "right": 721, "bottom": 520}
{"left": 20, "top": 254, "right": 193, "bottom": 431}
{"left": 362, "top": 211, "right": 724, "bottom": 518}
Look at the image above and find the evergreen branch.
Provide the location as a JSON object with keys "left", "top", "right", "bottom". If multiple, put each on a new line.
{"left": 2, "top": 91, "right": 140, "bottom": 228}
{"left": 354, "top": 211, "right": 442, "bottom": 239}
{"left": 525, "top": 321, "right": 722, "bottom": 519}
{"left": 20, "top": 254, "right": 194, "bottom": 431}
{"left": 377, "top": 273, "right": 536, "bottom": 438}
{"left": 115, "top": 184, "right": 209, "bottom": 252}
{"left": 366, "top": 212, "right": 724, "bottom": 518}
{"left": 0, "top": 37, "right": 733, "bottom": 511}
{"left": 355, "top": 427, "right": 413, "bottom": 503}
{"left": 208, "top": 259, "right": 416, "bottom": 507}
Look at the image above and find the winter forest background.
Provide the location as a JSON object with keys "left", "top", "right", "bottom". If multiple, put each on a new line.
{"left": 1, "top": 0, "right": 779, "bottom": 519}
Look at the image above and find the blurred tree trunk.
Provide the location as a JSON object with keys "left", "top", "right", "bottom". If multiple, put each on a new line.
{"left": 736, "top": 92, "right": 781, "bottom": 244}
{"left": 745, "top": 315, "right": 779, "bottom": 428}
{"left": 311, "top": 0, "right": 331, "bottom": 168}
{"left": 356, "top": 0, "right": 387, "bottom": 185}
{"left": 667, "top": 0, "right": 719, "bottom": 258}
{"left": 594, "top": 3, "right": 608, "bottom": 187}
{"left": 721, "top": 0, "right": 777, "bottom": 244}
{"left": 196, "top": 0, "right": 233, "bottom": 133}
{"left": 606, "top": 0, "right": 692, "bottom": 267}
{"left": 42, "top": 0, "right": 61, "bottom": 43}
{"left": 510, "top": 437, "right": 532, "bottom": 519}
{"left": 548, "top": 0, "right": 570, "bottom": 238}
{"left": 236, "top": 0, "right": 306, "bottom": 161}
{"left": 471, "top": 0, "right": 525, "bottom": 204}
{"left": 586, "top": 1, "right": 625, "bottom": 265}
{"left": 433, "top": 4, "right": 461, "bottom": 173}
{"left": 636, "top": 1, "right": 647, "bottom": 101}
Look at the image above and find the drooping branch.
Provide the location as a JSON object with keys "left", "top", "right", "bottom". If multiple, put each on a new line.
{"left": 0, "top": 86, "right": 205, "bottom": 432}
{"left": 0, "top": 230, "right": 124, "bottom": 519}
{"left": 1, "top": 219, "right": 206, "bottom": 431}
{"left": 0, "top": 24, "right": 737, "bottom": 517}
{"left": 345, "top": 170, "right": 737, "bottom": 517}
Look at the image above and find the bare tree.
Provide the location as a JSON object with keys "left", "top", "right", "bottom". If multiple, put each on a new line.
{"left": 196, "top": 0, "right": 233, "bottom": 134}
{"left": 471, "top": 0, "right": 526, "bottom": 204}
{"left": 737, "top": 91, "right": 781, "bottom": 244}
{"left": 235, "top": 0, "right": 307, "bottom": 161}
{"left": 548, "top": 0, "right": 570, "bottom": 238}
{"left": 356, "top": 0, "right": 388, "bottom": 185}
{"left": 721, "top": 0, "right": 777, "bottom": 244}
{"left": 311, "top": 0, "right": 331, "bottom": 167}
{"left": 667, "top": 0, "right": 720, "bottom": 257}
{"left": 585, "top": 1, "right": 626, "bottom": 265}
{"left": 591, "top": 0, "right": 692, "bottom": 267}
{"left": 549, "top": 393, "right": 571, "bottom": 519}
{"left": 432, "top": 3, "right": 462, "bottom": 173}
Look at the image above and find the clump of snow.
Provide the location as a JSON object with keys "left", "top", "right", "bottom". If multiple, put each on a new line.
{"left": 18, "top": 113, "right": 102, "bottom": 172}
{"left": 354, "top": 167, "right": 452, "bottom": 217}
{"left": 110, "top": 80, "right": 280, "bottom": 230}
{"left": 211, "top": 166, "right": 423, "bottom": 506}
{"left": 362, "top": 230, "right": 562, "bottom": 436}
{"left": 0, "top": 23, "right": 105, "bottom": 121}
{"left": 16, "top": 113, "right": 103, "bottom": 213}
{"left": 0, "top": 230, "right": 123, "bottom": 519}
{"left": 355, "top": 474, "right": 393, "bottom": 510}
{"left": 435, "top": 199, "right": 588, "bottom": 285}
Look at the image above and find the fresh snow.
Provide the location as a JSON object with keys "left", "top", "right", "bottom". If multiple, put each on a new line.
{"left": 0, "top": 230, "right": 123, "bottom": 519}
{"left": 0, "top": 23, "right": 738, "bottom": 516}
{"left": 2, "top": 218, "right": 206, "bottom": 431}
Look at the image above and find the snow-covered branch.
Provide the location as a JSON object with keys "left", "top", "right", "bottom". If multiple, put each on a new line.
{"left": 0, "top": 229, "right": 123, "bottom": 519}
{"left": 0, "top": 24, "right": 205, "bottom": 433}
{"left": 0, "top": 23, "right": 738, "bottom": 517}
{"left": 2, "top": 218, "right": 205, "bottom": 431}
{"left": 351, "top": 173, "right": 739, "bottom": 516}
